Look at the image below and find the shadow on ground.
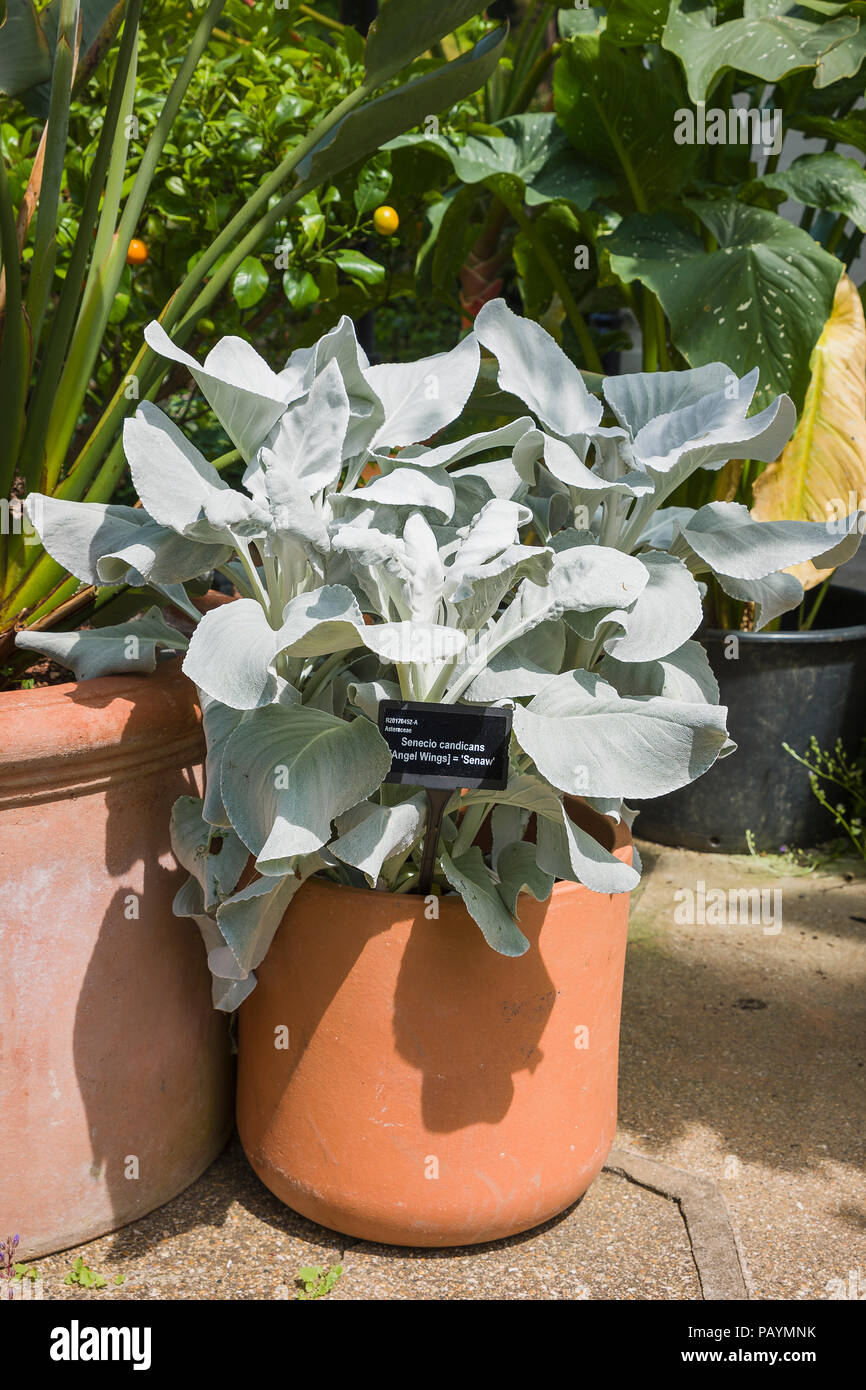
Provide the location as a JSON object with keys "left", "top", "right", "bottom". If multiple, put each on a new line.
{"left": 619, "top": 844, "right": 866, "bottom": 1177}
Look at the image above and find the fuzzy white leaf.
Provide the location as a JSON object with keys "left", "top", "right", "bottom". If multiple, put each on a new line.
{"left": 16, "top": 609, "right": 186, "bottom": 681}
{"left": 513, "top": 669, "right": 730, "bottom": 798}
{"left": 474, "top": 298, "right": 602, "bottom": 440}
{"left": 221, "top": 703, "right": 392, "bottom": 874}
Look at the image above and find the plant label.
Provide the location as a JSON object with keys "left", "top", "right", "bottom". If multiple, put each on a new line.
{"left": 377, "top": 699, "right": 513, "bottom": 791}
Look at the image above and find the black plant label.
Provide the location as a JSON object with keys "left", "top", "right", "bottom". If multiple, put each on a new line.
{"left": 377, "top": 700, "right": 513, "bottom": 792}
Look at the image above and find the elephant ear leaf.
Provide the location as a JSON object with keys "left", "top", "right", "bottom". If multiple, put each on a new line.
{"left": 754, "top": 153, "right": 866, "bottom": 235}
{"left": 751, "top": 274, "right": 866, "bottom": 592}
{"left": 554, "top": 30, "right": 697, "bottom": 207}
{"left": 607, "top": 201, "right": 842, "bottom": 410}
{"left": 661, "top": 0, "right": 861, "bottom": 105}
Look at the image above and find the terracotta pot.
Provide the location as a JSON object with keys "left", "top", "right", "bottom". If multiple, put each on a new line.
{"left": 237, "top": 804, "right": 632, "bottom": 1247}
{"left": 0, "top": 659, "right": 233, "bottom": 1258}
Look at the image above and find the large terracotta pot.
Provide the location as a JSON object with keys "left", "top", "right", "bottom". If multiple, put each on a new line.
{"left": 237, "top": 805, "right": 632, "bottom": 1247}
{"left": 0, "top": 659, "right": 233, "bottom": 1258}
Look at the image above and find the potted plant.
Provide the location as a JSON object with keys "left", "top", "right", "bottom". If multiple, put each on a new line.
{"left": 385, "top": 0, "right": 866, "bottom": 851}
{"left": 0, "top": 0, "right": 507, "bottom": 1257}
{"left": 18, "top": 298, "right": 859, "bottom": 1246}
{"left": 634, "top": 273, "right": 866, "bottom": 850}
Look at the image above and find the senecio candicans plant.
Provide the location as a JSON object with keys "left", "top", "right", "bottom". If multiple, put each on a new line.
{"left": 19, "top": 302, "right": 863, "bottom": 1007}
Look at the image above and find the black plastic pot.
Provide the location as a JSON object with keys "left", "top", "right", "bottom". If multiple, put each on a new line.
{"left": 635, "top": 585, "right": 866, "bottom": 853}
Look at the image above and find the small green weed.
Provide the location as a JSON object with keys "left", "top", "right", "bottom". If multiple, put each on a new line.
{"left": 295, "top": 1263, "right": 342, "bottom": 1300}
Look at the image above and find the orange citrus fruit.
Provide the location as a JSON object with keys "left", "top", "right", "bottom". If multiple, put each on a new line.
{"left": 373, "top": 205, "right": 399, "bottom": 236}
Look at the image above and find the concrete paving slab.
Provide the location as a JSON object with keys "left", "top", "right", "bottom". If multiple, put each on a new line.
{"left": 30, "top": 1141, "right": 699, "bottom": 1302}
{"left": 333, "top": 1170, "right": 698, "bottom": 1300}
{"left": 620, "top": 841, "right": 866, "bottom": 1301}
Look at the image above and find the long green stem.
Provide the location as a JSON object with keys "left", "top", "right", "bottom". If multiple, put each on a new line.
{"left": 505, "top": 39, "right": 558, "bottom": 116}
{"left": 800, "top": 573, "right": 833, "bottom": 632}
{"left": 298, "top": 3, "right": 348, "bottom": 33}
{"left": 151, "top": 82, "right": 371, "bottom": 339}
{"left": 654, "top": 298, "right": 670, "bottom": 371}
{"left": 641, "top": 288, "right": 658, "bottom": 372}
{"left": 496, "top": 190, "right": 603, "bottom": 373}
{"left": 450, "top": 802, "right": 489, "bottom": 859}
{"left": 302, "top": 650, "right": 349, "bottom": 703}
{"left": 78, "top": 21, "right": 140, "bottom": 317}
{"left": 508, "top": 1, "right": 554, "bottom": 108}
{"left": 825, "top": 213, "right": 847, "bottom": 256}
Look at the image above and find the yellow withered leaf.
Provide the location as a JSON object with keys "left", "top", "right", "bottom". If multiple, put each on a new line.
{"left": 751, "top": 273, "right": 866, "bottom": 590}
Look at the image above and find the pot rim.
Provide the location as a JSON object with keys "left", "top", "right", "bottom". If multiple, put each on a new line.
{"left": 0, "top": 657, "right": 201, "bottom": 806}
{"left": 275, "top": 856, "right": 633, "bottom": 914}
{"left": 290, "top": 797, "right": 633, "bottom": 912}
{"left": 702, "top": 584, "right": 866, "bottom": 645}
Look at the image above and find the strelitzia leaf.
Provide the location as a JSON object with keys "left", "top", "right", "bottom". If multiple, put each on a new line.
{"left": 297, "top": 27, "right": 508, "bottom": 191}
{"left": 364, "top": 0, "right": 496, "bottom": 87}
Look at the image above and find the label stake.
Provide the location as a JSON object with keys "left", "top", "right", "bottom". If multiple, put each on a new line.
{"left": 417, "top": 788, "right": 451, "bottom": 897}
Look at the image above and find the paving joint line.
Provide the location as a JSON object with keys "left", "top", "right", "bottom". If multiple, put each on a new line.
{"left": 605, "top": 1146, "right": 750, "bottom": 1300}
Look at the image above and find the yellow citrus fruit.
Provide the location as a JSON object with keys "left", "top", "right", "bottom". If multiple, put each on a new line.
{"left": 126, "top": 238, "right": 149, "bottom": 267}
{"left": 373, "top": 205, "right": 399, "bottom": 236}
